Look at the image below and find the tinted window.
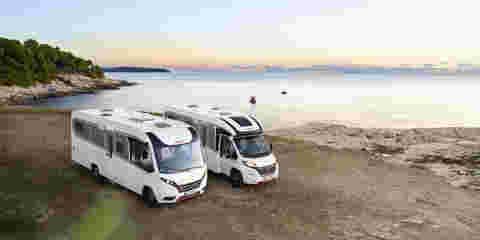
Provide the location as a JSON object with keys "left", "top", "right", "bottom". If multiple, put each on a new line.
{"left": 84, "top": 124, "right": 93, "bottom": 141}
{"left": 129, "top": 137, "right": 154, "bottom": 172}
{"left": 221, "top": 136, "right": 236, "bottom": 158}
{"left": 147, "top": 132, "right": 203, "bottom": 173}
{"left": 234, "top": 135, "right": 271, "bottom": 158}
{"left": 92, "top": 126, "right": 105, "bottom": 148}
{"left": 230, "top": 116, "right": 252, "bottom": 127}
{"left": 73, "top": 119, "right": 86, "bottom": 139}
{"left": 200, "top": 125, "right": 207, "bottom": 147}
{"left": 106, "top": 132, "right": 113, "bottom": 157}
{"left": 115, "top": 133, "right": 129, "bottom": 160}
{"left": 206, "top": 126, "right": 216, "bottom": 150}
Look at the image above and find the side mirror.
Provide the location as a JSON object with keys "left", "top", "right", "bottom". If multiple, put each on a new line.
{"left": 145, "top": 165, "right": 155, "bottom": 173}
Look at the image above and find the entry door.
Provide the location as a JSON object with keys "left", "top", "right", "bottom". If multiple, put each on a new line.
{"left": 200, "top": 125, "right": 209, "bottom": 164}
{"left": 104, "top": 131, "right": 114, "bottom": 180}
{"left": 200, "top": 125, "right": 217, "bottom": 172}
{"left": 219, "top": 136, "right": 237, "bottom": 176}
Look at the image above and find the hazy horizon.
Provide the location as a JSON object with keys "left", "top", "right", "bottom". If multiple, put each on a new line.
{"left": 2, "top": 0, "right": 479, "bottom": 69}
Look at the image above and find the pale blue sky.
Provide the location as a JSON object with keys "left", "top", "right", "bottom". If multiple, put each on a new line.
{"left": 1, "top": 0, "right": 478, "bottom": 67}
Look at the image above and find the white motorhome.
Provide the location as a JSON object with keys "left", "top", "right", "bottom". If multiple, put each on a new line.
{"left": 164, "top": 105, "right": 279, "bottom": 187}
{"left": 71, "top": 109, "right": 207, "bottom": 206}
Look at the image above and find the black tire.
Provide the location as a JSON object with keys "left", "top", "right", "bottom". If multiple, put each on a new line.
{"left": 71, "top": 161, "right": 79, "bottom": 168}
{"left": 143, "top": 188, "right": 157, "bottom": 208}
{"left": 231, "top": 170, "right": 243, "bottom": 188}
{"left": 91, "top": 165, "right": 105, "bottom": 184}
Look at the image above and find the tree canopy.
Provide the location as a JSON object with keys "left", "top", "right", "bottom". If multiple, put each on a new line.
{"left": 0, "top": 37, "right": 104, "bottom": 87}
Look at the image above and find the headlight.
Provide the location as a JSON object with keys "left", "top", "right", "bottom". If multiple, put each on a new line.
{"left": 243, "top": 160, "right": 257, "bottom": 168}
{"left": 160, "top": 177, "right": 178, "bottom": 188}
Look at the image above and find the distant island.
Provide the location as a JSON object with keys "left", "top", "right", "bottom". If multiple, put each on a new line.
{"left": 102, "top": 67, "right": 171, "bottom": 73}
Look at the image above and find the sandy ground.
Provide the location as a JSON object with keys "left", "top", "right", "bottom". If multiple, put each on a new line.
{"left": 111, "top": 136, "right": 480, "bottom": 240}
{"left": 2, "top": 110, "right": 480, "bottom": 240}
{"left": 269, "top": 122, "right": 480, "bottom": 191}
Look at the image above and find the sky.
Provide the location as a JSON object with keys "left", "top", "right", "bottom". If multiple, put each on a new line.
{"left": 1, "top": 0, "right": 479, "bottom": 68}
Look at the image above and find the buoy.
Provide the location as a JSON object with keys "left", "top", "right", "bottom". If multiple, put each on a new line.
{"left": 249, "top": 96, "right": 256, "bottom": 105}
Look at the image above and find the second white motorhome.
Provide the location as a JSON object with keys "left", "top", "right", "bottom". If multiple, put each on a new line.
{"left": 71, "top": 109, "right": 207, "bottom": 206}
{"left": 164, "top": 105, "right": 279, "bottom": 187}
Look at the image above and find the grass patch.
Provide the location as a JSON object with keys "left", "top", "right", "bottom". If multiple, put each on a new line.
{"left": 64, "top": 190, "right": 130, "bottom": 240}
{"left": 0, "top": 161, "right": 96, "bottom": 239}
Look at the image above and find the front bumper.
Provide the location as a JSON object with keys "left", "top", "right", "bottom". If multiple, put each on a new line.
{"left": 243, "top": 164, "right": 279, "bottom": 185}
{"left": 155, "top": 175, "right": 208, "bottom": 204}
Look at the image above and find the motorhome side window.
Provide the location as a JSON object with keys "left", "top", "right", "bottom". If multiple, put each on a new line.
{"left": 73, "top": 119, "right": 86, "bottom": 139}
{"left": 115, "top": 133, "right": 130, "bottom": 160}
{"left": 200, "top": 125, "right": 207, "bottom": 147}
{"left": 221, "top": 137, "right": 236, "bottom": 159}
{"left": 206, "top": 126, "right": 216, "bottom": 150}
{"left": 92, "top": 126, "right": 104, "bottom": 148}
{"left": 128, "top": 137, "right": 154, "bottom": 172}
{"left": 167, "top": 111, "right": 180, "bottom": 121}
{"left": 84, "top": 123, "right": 93, "bottom": 142}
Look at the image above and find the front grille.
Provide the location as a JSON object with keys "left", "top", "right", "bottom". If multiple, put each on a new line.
{"left": 179, "top": 179, "right": 202, "bottom": 192}
{"left": 255, "top": 164, "right": 276, "bottom": 175}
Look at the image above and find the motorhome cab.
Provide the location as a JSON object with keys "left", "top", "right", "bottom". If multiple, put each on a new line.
{"left": 164, "top": 105, "right": 279, "bottom": 187}
{"left": 71, "top": 109, "right": 207, "bottom": 206}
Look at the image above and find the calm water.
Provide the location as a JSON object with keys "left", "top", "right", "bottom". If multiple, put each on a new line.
{"left": 33, "top": 71, "right": 480, "bottom": 129}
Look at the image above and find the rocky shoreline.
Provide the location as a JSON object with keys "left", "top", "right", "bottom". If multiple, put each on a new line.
{"left": 0, "top": 73, "right": 138, "bottom": 106}
{"left": 269, "top": 122, "right": 480, "bottom": 191}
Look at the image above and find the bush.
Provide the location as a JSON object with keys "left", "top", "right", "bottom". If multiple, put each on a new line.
{"left": 0, "top": 37, "right": 104, "bottom": 87}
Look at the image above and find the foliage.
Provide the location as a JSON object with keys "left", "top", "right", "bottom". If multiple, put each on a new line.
{"left": 0, "top": 37, "right": 104, "bottom": 87}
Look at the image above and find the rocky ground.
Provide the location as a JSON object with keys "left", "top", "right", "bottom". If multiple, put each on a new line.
{"left": 0, "top": 73, "right": 137, "bottom": 106}
{"left": 269, "top": 122, "right": 480, "bottom": 192}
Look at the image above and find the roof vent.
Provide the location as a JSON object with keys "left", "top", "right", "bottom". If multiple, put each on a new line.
{"left": 187, "top": 104, "right": 199, "bottom": 108}
{"left": 101, "top": 113, "right": 112, "bottom": 117}
{"left": 129, "top": 117, "right": 154, "bottom": 123}
{"left": 219, "top": 112, "right": 231, "bottom": 116}
{"left": 155, "top": 122, "right": 171, "bottom": 128}
{"left": 101, "top": 109, "right": 113, "bottom": 112}
{"left": 211, "top": 107, "right": 220, "bottom": 111}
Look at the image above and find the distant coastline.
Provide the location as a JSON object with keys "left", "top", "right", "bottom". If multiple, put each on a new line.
{"left": 103, "top": 67, "right": 171, "bottom": 73}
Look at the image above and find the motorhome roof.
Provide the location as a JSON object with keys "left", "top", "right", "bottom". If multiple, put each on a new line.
{"left": 165, "top": 104, "right": 264, "bottom": 136}
{"left": 74, "top": 108, "right": 191, "bottom": 132}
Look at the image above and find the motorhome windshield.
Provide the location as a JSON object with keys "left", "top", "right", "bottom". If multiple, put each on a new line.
{"left": 234, "top": 135, "right": 272, "bottom": 158}
{"left": 147, "top": 132, "right": 203, "bottom": 173}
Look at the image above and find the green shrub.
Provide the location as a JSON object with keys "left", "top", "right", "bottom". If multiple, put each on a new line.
{"left": 0, "top": 37, "right": 104, "bottom": 87}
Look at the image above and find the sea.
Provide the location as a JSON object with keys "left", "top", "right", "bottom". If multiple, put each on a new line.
{"left": 32, "top": 71, "right": 480, "bottom": 130}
